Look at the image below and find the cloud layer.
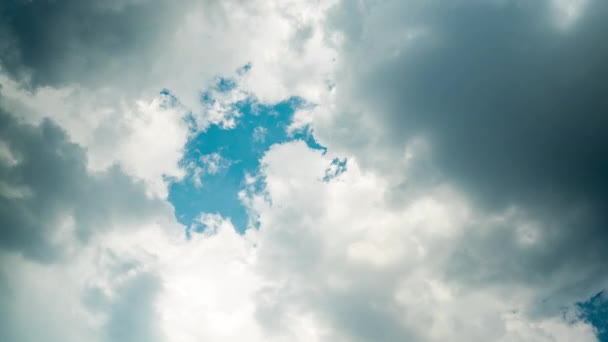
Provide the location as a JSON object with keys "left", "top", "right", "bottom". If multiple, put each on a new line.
{"left": 317, "top": 0, "right": 608, "bottom": 306}
{"left": 1, "top": 0, "right": 607, "bottom": 341}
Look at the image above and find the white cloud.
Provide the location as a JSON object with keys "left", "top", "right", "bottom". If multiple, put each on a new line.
{"left": 242, "top": 141, "right": 598, "bottom": 341}
{"left": 0, "top": 74, "right": 189, "bottom": 197}
{"left": 0, "top": 137, "right": 600, "bottom": 341}
{"left": 0, "top": 0, "right": 338, "bottom": 197}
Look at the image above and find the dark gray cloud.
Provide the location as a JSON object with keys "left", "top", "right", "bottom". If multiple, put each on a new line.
{"left": 324, "top": 0, "right": 608, "bottom": 298}
{"left": 0, "top": 107, "right": 171, "bottom": 262}
{"left": 0, "top": 0, "right": 177, "bottom": 88}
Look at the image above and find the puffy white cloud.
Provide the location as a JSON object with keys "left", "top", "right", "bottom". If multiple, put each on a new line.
{"left": 0, "top": 0, "right": 338, "bottom": 197}
{"left": 2, "top": 136, "right": 597, "bottom": 341}
{"left": 242, "top": 141, "right": 598, "bottom": 341}
{"left": 0, "top": 73, "right": 190, "bottom": 197}
{"left": 0, "top": 0, "right": 330, "bottom": 188}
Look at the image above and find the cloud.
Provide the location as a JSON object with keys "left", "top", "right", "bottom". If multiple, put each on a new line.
{"left": 0, "top": 73, "right": 192, "bottom": 197}
{"left": 0, "top": 252, "right": 101, "bottom": 342}
{"left": 0, "top": 213, "right": 263, "bottom": 342}
{"left": 1, "top": 0, "right": 607, "bottom": 341}
{"left": 316, "top": 0, "right": 608, "bottom": 304}
{"left": 0, "top": 0, "right": 178, "bottom": 88}
{"left": 0, "top": 135, "right": 600, "bottom": 341}
{"left": 243, "top": 141, "right": 598, "bottom": 341}
{"left": 103, "top": 272, "right": 164, "bottom": 342}
{"left": 0, "top": 0, "right": 337, "bottom": 195}
{"left": 0, "top": 0, "right": 336, "bottom": 107}
{"left": 0, "top": 108, "right": 170, "bottom": 261}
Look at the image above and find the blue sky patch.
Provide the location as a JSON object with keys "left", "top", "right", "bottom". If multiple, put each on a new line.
{"left": 323, "top": 158, "right": 347, "bottom": 182}
{"left": 578, "top": 291, "right": 608, "bottom": 342}
{"left": 166, "top": 67, "right": 325, "bottom": 233}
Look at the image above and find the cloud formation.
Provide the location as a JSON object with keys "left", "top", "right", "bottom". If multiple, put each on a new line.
{"left": 1, "top": 0, "right": 607, "bottom": 341}
{"left": 0, "top": 0, "right": 177, "bottom": 88}
{"left": 0, "top": 108, "right": 170, "bottom": 261}
{"left": 243, "top": 141, "right": 599, "bottom": 341}
{"left": 318, "top": 0, "right": 608, "bottom": 305}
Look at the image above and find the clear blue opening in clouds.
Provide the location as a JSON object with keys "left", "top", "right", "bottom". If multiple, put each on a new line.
{"left": 578, "top": 291, "right": 608, "bottom": 342}
{"left": 166, "top": 68, "right": 325, "bottom": 234}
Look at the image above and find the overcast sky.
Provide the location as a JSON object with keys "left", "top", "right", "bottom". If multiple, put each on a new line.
{"left": 1, "top": 0, "right": 607, "bottom": 341}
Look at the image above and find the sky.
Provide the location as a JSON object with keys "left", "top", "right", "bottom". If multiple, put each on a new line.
{"left": 0, "top": 0, "right": 607, "bottom": 341}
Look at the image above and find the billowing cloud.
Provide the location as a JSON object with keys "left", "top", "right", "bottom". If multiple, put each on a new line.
{"left": 316, "top": 0, "right": 608, "bottom": 305}
{"left": 244, "top": 141, "right": 599, "bottom": 341}
{"left": 1, "top": 0, "right": 607, "bottom": 341}
{"left": 0, "top": 0, "right": 337, "bottom": 194}
{"left": 0, "top": 108, "right": 170, "bottom": 261}
{"left": 2, "top": 140, "right": 599, "bottom": 341}
{"left": 0, "top": 0, "right": 336, "bottom": 106}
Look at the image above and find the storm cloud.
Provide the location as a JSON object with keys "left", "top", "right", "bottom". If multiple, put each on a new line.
{"left": 321, "top": 0, "right": 608, "bottom": 298}
{"left": 0, "top": 0, "right": 179, "bottom": 88}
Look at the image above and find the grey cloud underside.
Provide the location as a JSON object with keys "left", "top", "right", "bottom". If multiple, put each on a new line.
{"left": 102, "top": 272, "right": 164, "bottom": 342}
{"left": 0, "top": 0, "right": 178, "bottom": 88}
{"left": 328, "top": 0, "right": 608, "bottom": 296}
{"left": 0, "top": 108, "right": 170, "bottom": 262}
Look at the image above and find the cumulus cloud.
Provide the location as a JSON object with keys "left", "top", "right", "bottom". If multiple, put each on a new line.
{"left": 0, "top": 212, "right": 258, "bottom": 342}
{"left": 0, "top": 0, "right": 336, "bottom": 105}
{"left": 243, "top": 141, "right": 598, "bottom": 341}
{"left": 0, "top": 0, "right": 337, "bottom": 195}
{"left": 2, "top": 140, "right": 597, "bottom": 341}
{"left": 1, "top": 0, "right": 607, "bottom": 341}
{"left": 316, "top": 0, "right": 608, "bottom": 305}
{"left": 0, "top": 108, "right": 171, "bottom": 261}
{"left": 0, "top": 73, "right": 192, "bottom": 197}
